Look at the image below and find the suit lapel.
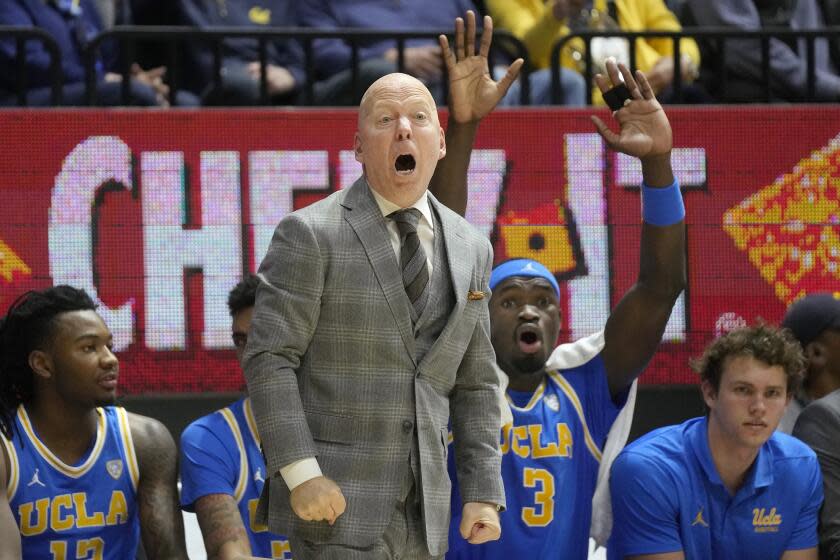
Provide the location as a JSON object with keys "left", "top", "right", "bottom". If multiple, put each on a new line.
{"left": 342, "top": 177, "right": 416, "bottom": 364}
{"left": 418, "top": 195, "right": 469, "bottom": 370}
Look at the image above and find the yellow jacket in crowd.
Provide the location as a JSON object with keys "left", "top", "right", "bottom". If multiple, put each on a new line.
{"left": 487, "top": 0, "right": 701, "bottom": 104}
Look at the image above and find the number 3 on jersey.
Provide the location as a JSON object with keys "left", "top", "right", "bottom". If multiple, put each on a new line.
{"left": 522, "top": 467, "right": 555, "bottom": 527}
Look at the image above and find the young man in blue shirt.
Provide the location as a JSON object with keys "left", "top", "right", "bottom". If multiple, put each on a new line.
{"left": 609, "top": 324, "right": 824, "bottom": 560}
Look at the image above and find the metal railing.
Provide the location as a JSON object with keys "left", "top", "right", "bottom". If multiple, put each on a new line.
{"left": 0, "top": 26, "right": 62, "bottom": 106}
{"left": 550, "top": 27, "right": 840, "bottom": 105}
{"left": 83, "top": 26, "right": 532, "bottom": 106}
{"left": 5, "top": 25, "right": 839, "bottom": 107}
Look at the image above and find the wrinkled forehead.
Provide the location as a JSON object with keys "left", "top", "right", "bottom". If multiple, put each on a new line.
{"left": 359, "top": 74, "right": 437, "bottom": 121}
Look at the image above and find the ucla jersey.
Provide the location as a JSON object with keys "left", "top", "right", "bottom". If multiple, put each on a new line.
{"left": 1, "top": 405, "right": 140, "bottom": 560}
{"left": 180, "top": 397, "right": 292, "bottom": 559}
{"left": 447, "top": 351, "right": 623, "bottom": 559}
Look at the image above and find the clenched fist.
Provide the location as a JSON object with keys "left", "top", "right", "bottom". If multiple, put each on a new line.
{"left": 290, "top": 476, "right": 347, "bottom": 525}
{"left": 460, "top": 501, "right": 502, "bottom": 545}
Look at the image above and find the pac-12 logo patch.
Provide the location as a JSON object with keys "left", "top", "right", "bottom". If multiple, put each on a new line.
{"left": 106, "top": 459, "right": 124, "bottom": 480}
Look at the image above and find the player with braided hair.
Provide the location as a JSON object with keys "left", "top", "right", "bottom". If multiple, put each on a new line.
{"left": 0, "top": 285, "right": 188, "bottom": 559}
{"left": 0, "top": 287, "right": 95, "bottom": 439}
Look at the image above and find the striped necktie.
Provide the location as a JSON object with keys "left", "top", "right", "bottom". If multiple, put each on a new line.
{"left": 389, "top": 208, "right": 430, "bottom": 320}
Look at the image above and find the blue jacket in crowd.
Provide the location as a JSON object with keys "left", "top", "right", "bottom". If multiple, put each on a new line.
{"left": 299, "top": 0, "right": 477, "bottom": 80}
{"left": 176, "top": 0, "right": 304, "bottom": 95}
{"left": 0, "top": 0, "right": 112, "bottom": 95}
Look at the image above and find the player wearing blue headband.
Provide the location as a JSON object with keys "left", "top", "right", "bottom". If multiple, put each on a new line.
{"left": 446, "top": 59, "right": 687, "bottom": 559}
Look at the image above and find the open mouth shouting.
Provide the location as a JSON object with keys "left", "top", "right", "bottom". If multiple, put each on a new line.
{"left": 516, "top": 324, "right": 543, "bottom": 354}
{"left": 395, "top": 154, "right": 416, "bottom": 175}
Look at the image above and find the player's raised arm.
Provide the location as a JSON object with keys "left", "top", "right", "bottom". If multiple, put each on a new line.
{"left": 130, "top": 413, "right": 189, "bottom": 560}
{"left": 0, "top": 444, "right": 21, "bottom": 560}
{"left": 591, "top": 59, "right": 686, "bottom": 397}
{"left": 429, "top": 10, "right": 523, "bottom": 215}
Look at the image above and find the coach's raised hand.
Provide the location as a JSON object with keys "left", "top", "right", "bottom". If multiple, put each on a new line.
{"left": 290, "top": 476, "right": 346, "bottom": 525}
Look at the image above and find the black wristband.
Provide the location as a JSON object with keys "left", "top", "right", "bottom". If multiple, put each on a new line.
{"left": 603, "top": 83, "right": 632, "bottom": 111}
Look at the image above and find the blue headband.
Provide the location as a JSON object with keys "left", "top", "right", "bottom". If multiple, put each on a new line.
{"left": 490, "top": 259, "right": 560, "bottom": 297}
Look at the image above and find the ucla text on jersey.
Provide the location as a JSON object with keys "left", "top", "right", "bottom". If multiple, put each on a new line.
{"left": 2, "top": 406, "right": 140, "bottom": 559}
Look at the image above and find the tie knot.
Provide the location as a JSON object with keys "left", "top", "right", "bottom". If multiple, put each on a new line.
{"left": 389, "top": 208, "right": 422, "bottom": 234}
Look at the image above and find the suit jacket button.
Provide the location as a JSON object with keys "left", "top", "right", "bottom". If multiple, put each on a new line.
{"left": 402, "top": 420, "right": 413, "bottom": 433}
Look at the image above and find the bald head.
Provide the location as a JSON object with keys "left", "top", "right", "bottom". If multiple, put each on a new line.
{"left": 358, "top": 73, "right": 439, "bottom": 127}
{"left": 353, "top": 72, "right": 446, "bottom": 208}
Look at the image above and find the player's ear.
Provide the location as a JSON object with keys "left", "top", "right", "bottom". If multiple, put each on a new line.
{"left": 804, "top": 340, "right": 827, "bottom": 371}
{"left": 700, "top": 379, "right": 717, "bottom": 409}
{"left": 354, "top": 132, "right": 364, "bottom": 163}
{"left": 29, "top": 349, "right": 53, "bottom": 380}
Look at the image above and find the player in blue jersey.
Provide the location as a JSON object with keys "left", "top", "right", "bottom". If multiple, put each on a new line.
{"left": 0, "top": 285, "right": 188, "bottom": 559}
{"left": 445, "top": 58, "right": 687, "bottom": 559}
{"left": 180, "top": 274, "right": 292, "bottom": 560}
{"left": 609, "top": 324, "right": 822, "bottom": 560}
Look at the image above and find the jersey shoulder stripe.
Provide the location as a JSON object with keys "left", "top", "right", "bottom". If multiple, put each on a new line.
{"left": 547, "top": 370, "right": 603, "bottom": 462}
{"left": 114, "top": 407, "right": 140, "bottom": 491}
{"left": 219, "top": 407, "right": 248, "bottom": 503}
{"left": 242, "top": 398, "right": 261, "bottom": 448}
{"left": 1, "top": 433, "right": 19, "bottom": 500}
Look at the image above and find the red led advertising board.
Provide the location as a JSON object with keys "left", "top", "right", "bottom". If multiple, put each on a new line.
{"left": 0, "top": 107, "right": 838, "bottom": 392}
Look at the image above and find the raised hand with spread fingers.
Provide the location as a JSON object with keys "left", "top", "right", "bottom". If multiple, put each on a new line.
{"left": 590, "top": 58, "right": 673, "bottom": 162}
{"left": 429, "top": 11, "right": 523, "bottom": 214}
{"left": 439, "top": 10, "right": 523, "bottom": 124}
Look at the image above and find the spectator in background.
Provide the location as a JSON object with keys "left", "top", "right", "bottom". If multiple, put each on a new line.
{"left": 686, "top": 0, "right": 840, "bottom": 102}
{"left": 609, "top": 323, "right": 822, "bottom": 560}
{"left": 820, "top": 0, "right": 840, "bottom": 68}
{"left": 180, "top": 275, "right": 293, "bottom": 560}
{"left": 487, "top": 0, "right": 707, "bottom": 104}
{"left": 91, "top": 0, "right": 131, "bottom": 29}
{"left": 777, "top": 293, "right": 840, "bottom": 433}
{"left": 298, "top": 1, "right": 585, "bottom": 106}
{"left": 0, "top": 0, "right": 190, "bottom": 106}
{"left": 175, "top": 0, "right": 304, "bottom": 105}
{"left": 781, "top": 293, "right": 840, "bottom": 559}
{"left": 794, "top": 389, "right": 840, "bottom": 560}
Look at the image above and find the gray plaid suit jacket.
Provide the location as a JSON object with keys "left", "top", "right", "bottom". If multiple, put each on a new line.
{"left": 244, "top": 177, "right": 505, "bottom": 555}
